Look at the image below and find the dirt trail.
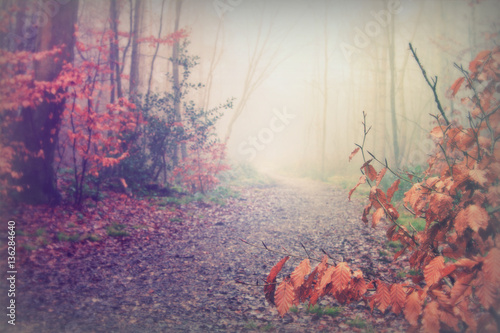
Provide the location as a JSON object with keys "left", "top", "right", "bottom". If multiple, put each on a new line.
{"left": 10, "top": 175, "right": 409, "bottom": 332}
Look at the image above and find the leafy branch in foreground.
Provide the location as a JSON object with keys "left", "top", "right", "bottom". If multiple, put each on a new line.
{"left": 255, "top": 46, "right": 500, "bottom": 333}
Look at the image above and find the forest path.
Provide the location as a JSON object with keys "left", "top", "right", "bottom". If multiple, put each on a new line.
{"left": 13, "top": 174, "right": 409, "bottom": 332}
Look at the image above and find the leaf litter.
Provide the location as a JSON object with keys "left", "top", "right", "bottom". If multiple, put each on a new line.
{"left": 3, "top": 176, "right": 410, "bottom": 332}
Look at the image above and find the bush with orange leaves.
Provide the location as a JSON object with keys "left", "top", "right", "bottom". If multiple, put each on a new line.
{"left": 263, "top": 46, "right": 500, "bottom": 332}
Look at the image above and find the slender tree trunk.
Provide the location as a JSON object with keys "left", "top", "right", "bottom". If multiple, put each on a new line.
{"left": 171, "top": 0, "right": 186, "bottom": 164}
{"left": 17, "top": 0, "right": 79, "bottom": 204}
{"left": 110, "top": 0, "right": 123, "bottom": 102}
{"left": 129, "top": 0, "right": 143, "bottom": 101}
{"left": 203, "top": 17, "right": 225, "bottom": 110}
{"left": 388, "top": 10, "right": 400, "bottom": 167}
{"left": 147, "top": 0, "right": 166, "bottom": 96}
{"left": 320, "top": 4, "right": 328, "bottom": 179}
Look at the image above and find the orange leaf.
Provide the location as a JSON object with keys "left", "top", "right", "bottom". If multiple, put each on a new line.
{"left": 364, "top": 164, "right": 378, "bottom": 182}
{"left": 424, "top": 256, "right": 444, "bottom": 286}
{"left": 430, "top": 126, "right": 445, "bottom": 140}
{"left": 387, "top": 179, "right": 400, "bottom": 202}
{"left": 454, "top": 258, "right": 479, "bottom": 269}
{"left": 455, "top": 204, "right": 489, "bottom": 235}
{"left": 469, "top": 49, "right": 491, "bottom": 72}
{"left": 450, "top": 274, "right": 473, "bottom": 305}
{"left": 441, "top": 264, "right": 456, "bottom": 279}
{"left": 426, "top": 193, "right": 453, "bottom": 223}
{"left": 422, "top": 301, "right": 440, "bottom": 333}
{"left": 404, "top": 290, "right": 422, "bottom": 326}
{"left": 374, "top": 281, "right": 391, "bottom": 313}
{"left": 450, "top": 77, "right": 465, "bottom": 97}
{"left": 349, "top": 175, "right": 366, "bottom": 201}
{"left": 317, "top": 266, "right": 335, "bottom": 294}
{"left": 375, "top": 167, "right": 387, "bottom": 187}
{"left": 350, "top": 270, "right": 367, "bottom": 299}
{"left": 349, "top": 147, "right": 360, "bottom": 161}
{"left": 390, "top": 283, "right": 406, "bottom": 315}
{"left": 331, "top": 262, "right": 351, "bottom": 294}
{"left": 473, "top": 271, "right": 497, "bottom": 309}
{"left": 290, "top": 259, "right": 311, "bottom": 289}
{"left": 439, "top": 310, "right": 459, "bottom": 331}
{"left": 372, "top": 207, "right": 385, "bottom": 228}
{"left": 264, "top": 256, "right": 289, "bottom": 305}
{"left": 484, "top": 247, "right": 500, "bottom": 286}
{"left": 275, "top": 278, "right": 295, "bottom": 317}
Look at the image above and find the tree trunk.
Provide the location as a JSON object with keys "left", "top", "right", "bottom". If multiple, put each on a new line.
{"left": 171, "top": 0, "right": 186, "bottom": 164}
{"left": 146, "top": 0, "right": 166, "bottom": 96}
{"left": 320, "top": 4, "right": 328, "bottom": 180}
{"left": 110, "top": 0, "right": 123, "bottom": 103}
{"left": 129, "top": 0, "right": 143, "bottom": 101}
{"left": 18, "top": 0, "right": 79, "bottom": 204}
{"left": 387, "top": 10, "right": 400, "bottom": 167}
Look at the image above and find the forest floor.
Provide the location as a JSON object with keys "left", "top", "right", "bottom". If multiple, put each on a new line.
{"left": 1, "top": 174, "right": 411, "bottom": 332}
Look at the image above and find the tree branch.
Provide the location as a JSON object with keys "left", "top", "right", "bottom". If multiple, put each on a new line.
{"left": 409, "top": 43, "right": 449, "bottom": 125}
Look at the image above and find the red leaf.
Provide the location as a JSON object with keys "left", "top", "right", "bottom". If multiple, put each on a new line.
{"left": 450, "top": 77, "right": 465, "bottom": 97}
{"left": 404, "top": 290, "right": 422, "bottom": 326}
{"left": 372, "top": 207, "right": 385, "bottom": 228}
{"left": 290, "top": 259, "right": 311, "bottom": 289}
{"left": 455, "top": 204, "right": 489, "bottom": 235}
{"left": 484, "top": 247, "right": 500, "bottom": 286}
{"left": 422, "top": 301, "right": 440, "bottom": 333}
{"left": 275, "top": 278, "right": 295, "bottom": 317}
{"left": 375, "top": 168, "right": 387, "bottom": 187}
{"left": 349, "top": 147, "right": 360, "bottom": 161}
{"left": 364, "top": 164, "right": 378, "bottom": 182}
{"left": 373, "top": 281, "right": 391, "bottom": 313}
{"left": 390, "top": 283, "right": 406, "bottom": 315}
{"left": 317, "top": 266, "right": 335, "bottom": 294}
{"left": 264, "top": 256, "right": 289, "bottom": 305}
{"left": 424, "top": 256, "right": 444, "bottom": 286}
{"left": 349, "top": 175, "right": 366, "bottom": 201}
{"left": 331, "top": 262, "right": 351, "bottom": 294}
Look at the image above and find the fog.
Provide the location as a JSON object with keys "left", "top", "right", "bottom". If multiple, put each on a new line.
{"left": 139, "top": 0, "right": 500, "bottom": 177}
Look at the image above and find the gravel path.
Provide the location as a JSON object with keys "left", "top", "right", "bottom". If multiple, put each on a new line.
{"left": 5, "top": 175, "right": 409, "bottom": 332}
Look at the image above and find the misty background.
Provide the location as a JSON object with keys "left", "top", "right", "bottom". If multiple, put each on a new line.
{"left": 83, "top": 0, "right": 500, "bottom": 178}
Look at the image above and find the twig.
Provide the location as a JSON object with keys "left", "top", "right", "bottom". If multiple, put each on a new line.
{"left": 300, "top": 242, "right": 311, "bottom": 258}
{"left": 321, "top": 248, "right": 336, "bottom": 262}
{"left": 409, "top": 43, "right": 450, "bottom": 125}
{"left": 367, "top": 150, "right": 415, "bottom": 184}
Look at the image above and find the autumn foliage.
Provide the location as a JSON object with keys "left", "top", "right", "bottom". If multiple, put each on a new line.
{"left": 0, "top": 3, "right": 230, "bottom": 205}
{"left": 264, "top": 47, "right": 500, "bottom": 332}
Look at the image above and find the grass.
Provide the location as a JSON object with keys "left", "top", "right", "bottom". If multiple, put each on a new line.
{"left": 35, "top": 228, "right": 46, "bottom": 237}
{"left": 57, "top": 231, "right": 80, "bottom": 242}
{"left": 106, "top": 223, "right": 129, "bottom": 237}
{"left": 397, "top": 212, "right": 426, "bottom": 232}
{"left": 347, "top": 316, "right": 367, "bottom": 328}
{"left": 243, "top": 321, "right": 274, "bottom": 332}
{"left": 387, "top": 240, "right": 403, "bottom": 250}
{"left": 306, "top": 305, "right": 342, "bottom": 317}
{"left": 347, "top": 316, "right": 375, "bottom": 332}
{"left": 84, "top": 234, "right": 101, "bottom": 242}
{"left": 170, "top": 217, "right": 183, "bottom": 224}
{"left": 378, "top": 249, "right": 390, "bottom": 257}
{"left": 260, "top": 323, "right": 274, "bottom": 331}
{"left": 22, "top": 244, "right": 38, "bottom": 251}
{"left": 396, "top": 270, "right": 407, "bottom": 279}
{"left": 289, "top": 305, "right": 343, "bottom": 317}
{"left": 243, "top": 321, "right": 257, "bottom": 330}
